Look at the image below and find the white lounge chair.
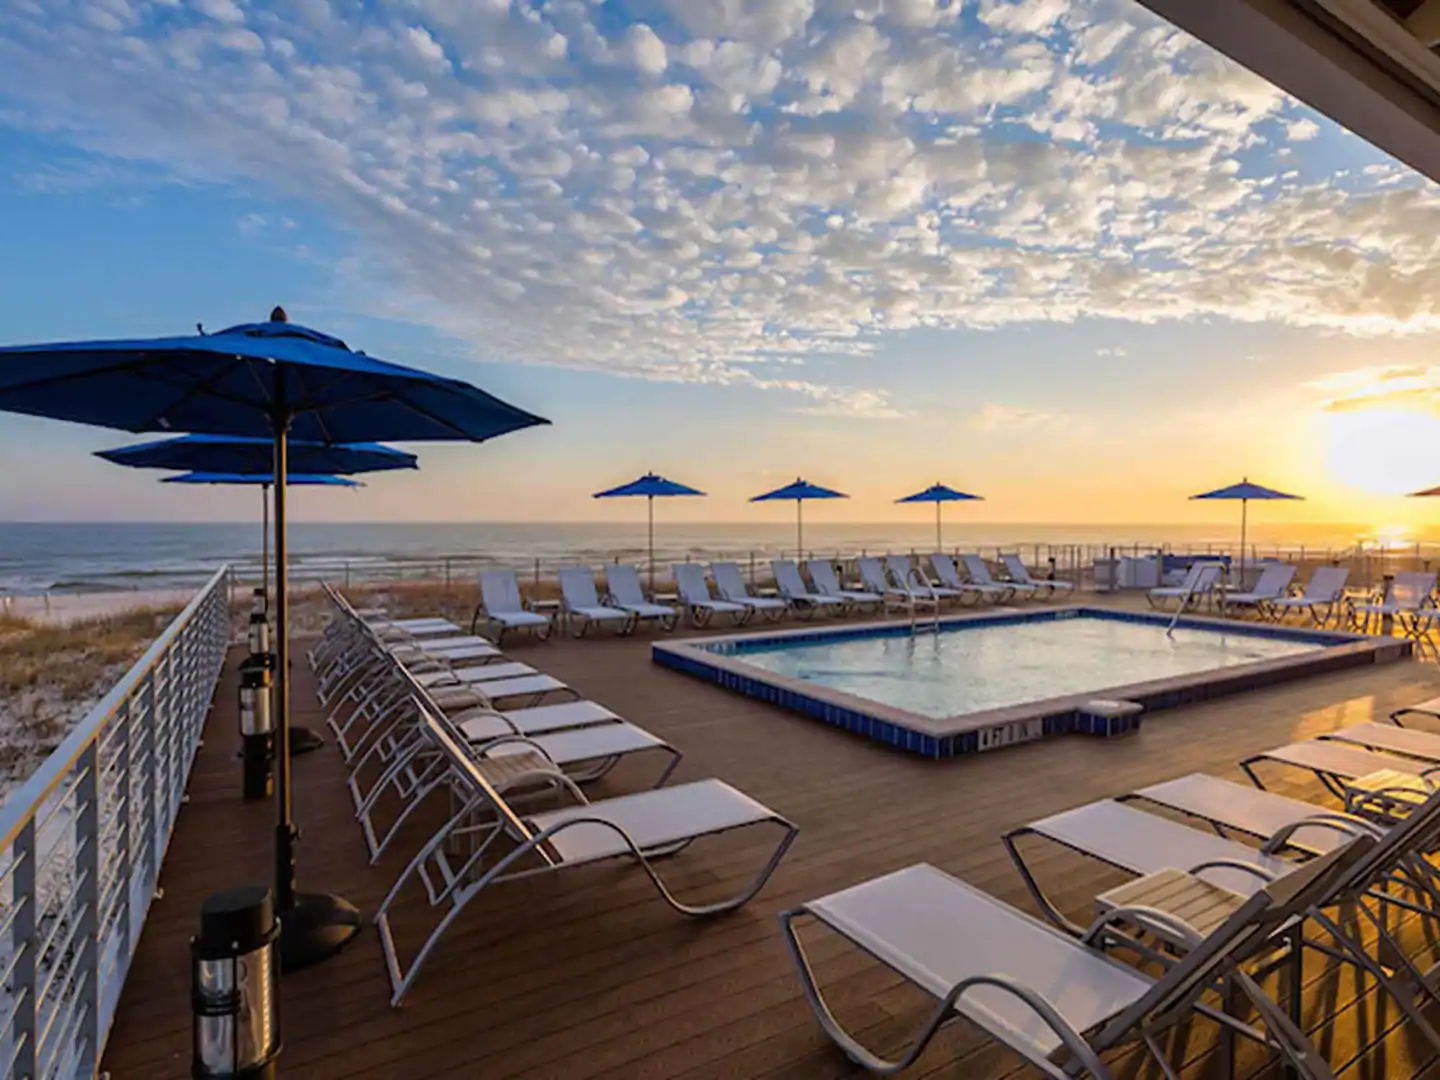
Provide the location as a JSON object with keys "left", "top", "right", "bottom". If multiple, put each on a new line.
{"left": 1146, "top": 561, "right": 1223, "bottom": 612}
{"left": 888, "top": 554, "right": 961, "bottom": 604}
{"left": 1268, "top": 566, "right": 1349, "bottom": 625}
{"left": 1239, "top": 738, "right": 1439, "bottom": 800}
{"left": 557, "top": 565, "right": 635, "bottom": 638}
{"left": 783, "top": 845, "right": 1363, "bottom": 1078}
{"left": 473, "top": 569, "right": 552, "bottom": 643}
{"left": 711, "top": 561, "right": 787, "bottom": 622}
{"left": 1223, "top": 563, "right": 1297, "bottom": 619}
{"left": 961, "top": 553, "right": 1036, "bottom": 602}
{"left": 858, "top": 556, "right": 940, "bottom": 617}
{"left": 924, "top": 554, "right": 988, "bottom": 605}
{"left": 771, "top": 560, "right": 846, "bottom": 618}
{"left": 806, "top": 559, "right": 882, "bottom": 611}
{"left": 1003, "top": 790, "right": 1440, "bottom": 1052}
{"left": 603, "top": 564, "right": 679, "bottom": 631}
{"left": 1351, "top": 570, "right": 1437, "bottom": 638}
{"left": 1001, "top": 553, "right": 1074, "bottom": 600}
{"left": 376, "top": 704, "right": 797, "bottom": 1004}
{"left": 672, "top": 562, "right": 749, "bottom": 627}
{"left": 354, "top": 694, "right": 683, "bottom": 863}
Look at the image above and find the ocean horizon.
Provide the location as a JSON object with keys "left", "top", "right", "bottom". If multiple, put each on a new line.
{"left": 0, "top": 520, "right": 1430, "bottom": 596}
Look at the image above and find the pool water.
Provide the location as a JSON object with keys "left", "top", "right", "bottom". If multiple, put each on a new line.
{"left": 728, "top": 616, "right": 1319, "bottom": 719}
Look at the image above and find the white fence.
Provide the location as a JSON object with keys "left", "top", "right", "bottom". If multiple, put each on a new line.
{"left": 0, "top": 566, "right": 231, "bottom": 1079}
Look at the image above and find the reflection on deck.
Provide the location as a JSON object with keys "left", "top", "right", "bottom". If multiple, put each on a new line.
{"left": 102, "top": 614, "right": 1440, "bottom": 1079}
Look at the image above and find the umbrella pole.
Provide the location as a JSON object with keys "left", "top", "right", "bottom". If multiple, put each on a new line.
{"left": 797, "top": 500, "right": 803, "bottom": 560}
{"left": 1240, "top": 498, "right": 1248, "bottom": 586}
{"left": 262, "top": 484, "right": 270, "bottom": 604}
{"left": 270, "top": 399, "right": 360, "bottom": 972}
{"left": 936, "top": 502, "right": 942, "bottom": 552}
{"left": 648, "top": 495, "right": 655, "bottom": 596}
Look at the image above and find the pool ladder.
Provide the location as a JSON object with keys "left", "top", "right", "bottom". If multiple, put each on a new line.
{"left": 903, "top": 568, "right": 942, "bottom": 635}
{"left": 1164, "top": 560, "right": 1224, "bottom": 638}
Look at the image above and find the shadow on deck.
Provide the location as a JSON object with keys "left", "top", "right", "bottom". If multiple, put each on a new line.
{"left": 102, "top": 618, "right": 1440, "bottom": 1079}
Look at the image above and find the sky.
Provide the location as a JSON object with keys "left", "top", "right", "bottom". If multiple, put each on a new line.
{"left": 3, "top": 0, "right": 1440, "bottom": 528}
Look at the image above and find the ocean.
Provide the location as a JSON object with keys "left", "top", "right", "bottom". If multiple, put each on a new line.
{"left": 0, "top": 521, "right": 1423, "bottom": 596}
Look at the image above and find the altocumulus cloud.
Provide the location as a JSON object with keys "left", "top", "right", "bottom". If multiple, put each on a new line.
{"left": 2, "top": 0, "right": 1439, "bottom": 419}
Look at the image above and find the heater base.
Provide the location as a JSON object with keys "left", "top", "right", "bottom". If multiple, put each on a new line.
{"left": 279, "top": 892, "right": 362, "bottom": 972}
{"left": 289, "top": 725, "right": 325, "bottom": 755}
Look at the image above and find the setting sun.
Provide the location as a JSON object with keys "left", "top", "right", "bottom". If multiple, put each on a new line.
{"left": 1324, "top": 408, "right": 1440, "bottom": 496}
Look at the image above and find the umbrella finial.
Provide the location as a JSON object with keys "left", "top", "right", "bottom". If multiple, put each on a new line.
{"left": 270, "top": 305, "right": 289, "bottom": 324}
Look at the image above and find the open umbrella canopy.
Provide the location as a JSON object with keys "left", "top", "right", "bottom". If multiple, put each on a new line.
{"left": 750, "top": 478, "right": 848, "bottom": 503}
{"left": 0, "top": 313, "right": 550, "bottom": 973}
{"left": 896, "top": 483, "right": 982, "bottom": 504}
{"left": 750, "top": 478, "right": 848, "bottom": 557}
{"left": 0, "top": 320, "right": 548, "bottom": 443}
{"left": 1190, "top": 478, "right": 1302, "bottom": 585}
{"left": 1191, "top": 480, "right": 1302, "bottom": 502}
{"left": 896, "top": 483, "right": 983, "bottom": 550}
{"left": 163, "top": 471, "right": 360, "bottom": 487}
{"left": 593, "top": 472, "right": 705, "bottom": 499}
{"left": 98, "top": 434, "right": 416, "bottom": 475}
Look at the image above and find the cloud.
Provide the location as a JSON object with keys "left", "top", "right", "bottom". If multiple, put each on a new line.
{"left": 971, "top": 403, "right": 1055, "bottom": 431}
{"left": 1310, "top": 365, "right": 1440, "bottom": 415}
{"left": 0, "top": 0, "right": 1436, "bottom": 418}
{"left": 1095, "top": 346, "right": 1128, "bottom": 357}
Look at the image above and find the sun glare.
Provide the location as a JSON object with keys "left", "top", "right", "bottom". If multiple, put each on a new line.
{"left": 1324, "top": 408, "right": 1440, "bottom": 496}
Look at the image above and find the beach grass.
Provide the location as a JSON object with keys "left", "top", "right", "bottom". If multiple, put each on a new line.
{"left": 0, "top": 605, "right": 185, "bottom": 789}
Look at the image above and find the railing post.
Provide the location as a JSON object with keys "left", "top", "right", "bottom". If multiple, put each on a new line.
{"left": 10, "top": 818, "right": 36, "bottom": 1080}
{"left": 114, "top": 699, "right": 133, "bottom": 981}
{"left": 137, "top": 671, "right": 159, "bottom": 906}
{"left": 76, "top": 739, "right": 101, "bottom": 1069}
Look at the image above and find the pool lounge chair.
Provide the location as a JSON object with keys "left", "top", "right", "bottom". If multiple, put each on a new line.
{"left": 1146, "top": 561, "right": 1223, "bottom": 612}
{"left": 1003, "top": 788, "right": 1440, "bottom": 1052}
{"left": 772, "top": 560, "right": 847, "bottom": 618}
{"left": 961, "top": 554, "right": 1036, "bottom": 602}
{"left": 352, "top": 690, "right": 683, "bottom": 863}
{"left": 376, "top": 704, "right": 797, "bottom": 1005}
{"left": 1268, "top": 566, "right": 1349, "bottom": 626}
{"left": 1223, "top": 564, "right": 1297, "bottom": 619}
{"left": 1001, "top": 553, "right": 1073, "bottom": 600}
{"left": 926, "top": 554, "right": 993, "bottom": 605}
{"left": 711, "top": 561, "right": 788, "bottom": 622}
{"left": 806, "top": 560, "right": 882, "bottom": 612}
{"left": 1392, "top": 693, "right": 1440, "bottom": 727}
{"left": 673, "top": 562, "right": 749, "bottom": 628}
{"left": 1350, "top": 570, "right": 1438, "bottom": 638}
{"left": 858, "top": 556, "right": 939, "bottom": 617}
{"left": 603, "top": 564, "right": 679, "bottom": 631}
{"left": 1238, "top": 738, "right": 1439, "bottom": 800}
{"left": 558, "top": 565, "right": 635, "bottom": 638}
{"left": 473, "top": 569, "right": 553, "bottom": 643}
{"left": 889, "top": 554, "right": 962, "bottom": 604}
{"left": 782, "top": 843, "right": 1364, "bottom": 1079}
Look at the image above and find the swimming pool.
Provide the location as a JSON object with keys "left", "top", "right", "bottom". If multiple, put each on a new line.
{"left": 653, "top": 607, "right": 1408, "bottom": 759}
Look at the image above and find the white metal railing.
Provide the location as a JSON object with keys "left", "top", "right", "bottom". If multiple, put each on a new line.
{"left": 0, "top": 565, "right": 231, "bottom": 1079}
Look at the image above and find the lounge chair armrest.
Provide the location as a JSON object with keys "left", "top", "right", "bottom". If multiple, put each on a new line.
{"left": 1186, "top": 858, "right": 1279, "bottom": 884}
{"left": 1261, "top": 812, "right": 1384, "bottom": 854}
{"left": 450, "top": 705, "right": 520, "bottom": 734}
{"left": 1081, "top": 904, "right": 1205, "bottom": 951}
{"left": 467, "top": 733, "right": 558, "bottom": 765}
{"left": 946, "top": 975, "right": 1111, "bottom": 1080}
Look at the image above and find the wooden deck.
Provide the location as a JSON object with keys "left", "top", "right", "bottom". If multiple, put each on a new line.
{"left": 102, "top": 610, "right": 1440, "bottom": 1080}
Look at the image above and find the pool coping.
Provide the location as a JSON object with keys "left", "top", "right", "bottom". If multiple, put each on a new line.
{"left": 652, "top": 605, "right": 1412, "bottom": 759}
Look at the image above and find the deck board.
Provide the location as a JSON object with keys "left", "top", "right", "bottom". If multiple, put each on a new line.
{"left": 101, "top": 608, "right": 1440, "bottom": 1079}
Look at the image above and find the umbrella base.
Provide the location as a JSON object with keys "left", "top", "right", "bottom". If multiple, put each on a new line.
{"left": 279, "top": 891, "right": 363, "bottom": 972}
{"left": 290, "top": 724, "right": 325, "bottom": 755}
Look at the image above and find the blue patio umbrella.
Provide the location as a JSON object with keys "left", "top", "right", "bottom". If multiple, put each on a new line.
{"left": 593, "top": 473, "right": 706, "bottom": 593}
{"left": 1191, "top": 478, "right": 1303, "bottom": 582}
{"left": 0, "top": 311, "right": 549, "bottom": 970}
{"left": 751, "top": 478, "right": 848, "bottom": 558}
{"left": 896, "top": 483, "right": 983, "bottom": 550}
{"left": 100, "top": 434, "right": 415, "bottom": 598}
